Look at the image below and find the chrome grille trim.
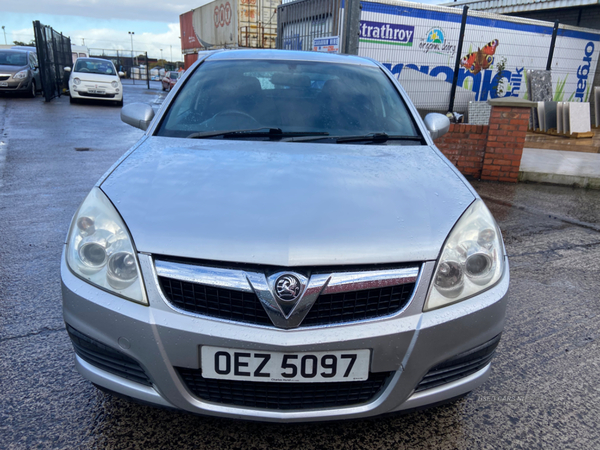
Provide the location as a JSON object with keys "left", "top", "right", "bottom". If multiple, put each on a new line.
{"left": 155, "top": 260, "right": 253, "bottom": 293}
{"left": 155, "top": 260, "right": 419, "bottom": 296}
{"left": 322, "top": 269, "right": 419, "bottom": 294}
{"left": 154, "top": 259, "right": 420, "bottom": 329}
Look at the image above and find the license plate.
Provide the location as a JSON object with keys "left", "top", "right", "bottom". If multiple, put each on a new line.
{"left": 88, "top": 89, "right": 105, "bottom": 94}
{"left": 201, "top": 346, "right": 370, "bottom": 383}
{"left": 0, "top": 82, "right": 7, "bottom": 87}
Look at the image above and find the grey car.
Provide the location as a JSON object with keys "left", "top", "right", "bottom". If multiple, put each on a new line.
{"left": 0, "top": 49, "right": 41, "bottom": 97}
{"left": 61, "top": 49, "right": 509, "bottom": 422}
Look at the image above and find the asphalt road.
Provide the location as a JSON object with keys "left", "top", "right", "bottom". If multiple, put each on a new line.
{"left": 1, "top": 84, "right": 599, "bottom": 449}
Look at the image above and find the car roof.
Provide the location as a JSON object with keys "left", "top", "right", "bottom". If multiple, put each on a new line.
{"left": 204, "top": 49, "right": 380, "bottom": 67}
{"left": 1, "top": 48, "right": 31, "bottom": 54}
{"left": 10, "top": 46, "right": 36, "bottom": 52}
{"left": 76, "top": 57, "right": 115, "bottom": 64}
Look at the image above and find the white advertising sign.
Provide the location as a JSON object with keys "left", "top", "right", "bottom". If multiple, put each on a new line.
{"left": 313, "top": 36, "right": 340, "bottom": 53}
{"left": 357, "top": 1, "right": 600, "bottom": 110}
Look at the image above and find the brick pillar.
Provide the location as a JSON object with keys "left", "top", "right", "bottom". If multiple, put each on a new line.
{"left": 481, "top": 98, "right": 536, "bottom": 183}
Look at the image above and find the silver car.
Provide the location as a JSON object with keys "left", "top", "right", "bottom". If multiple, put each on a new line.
{"left": 0, "top": 48, "right": 41, "bottom": 97}
{"left": 61, "top": 50, "right": 509, "bottom": 422}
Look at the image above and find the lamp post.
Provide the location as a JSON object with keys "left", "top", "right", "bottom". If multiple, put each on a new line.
{"left": 2, "top": 26, "right": 6, "bottom": 45}
{"left": 160, "top": 49, "right": 163, "bottom": 61}
{"left": 128, "top": 31, "right": 135, "bottom": 83}
{"left": 170, "top": 45, "right": 173, "bottom": 64}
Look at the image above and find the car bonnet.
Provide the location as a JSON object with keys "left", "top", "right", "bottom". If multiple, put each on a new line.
{"left": 100, "top": 138, "right": 476, "bottom": 267}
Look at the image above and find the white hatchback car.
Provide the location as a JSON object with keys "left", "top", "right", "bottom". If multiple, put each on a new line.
{"left": 66, "top": 57, "right": 124, "bottom": 106}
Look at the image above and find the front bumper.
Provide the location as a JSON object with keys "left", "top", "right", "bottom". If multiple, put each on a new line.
{"left": 61, "top": 251, "right": 509, "bottom": 422}
{"left": 70, "top": 85, "right": 122, "bottom": 101}
{"left": 0, "top": 77, "right": 32, "bottom": 92}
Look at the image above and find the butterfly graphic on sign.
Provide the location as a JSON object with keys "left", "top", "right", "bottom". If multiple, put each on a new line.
{"left": 460, "top": 39, "right": 499, "bottom": 75}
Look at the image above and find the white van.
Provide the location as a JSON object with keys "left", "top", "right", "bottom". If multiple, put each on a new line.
{"left": 71, "top": 45, "right": 90, "bottom": 64}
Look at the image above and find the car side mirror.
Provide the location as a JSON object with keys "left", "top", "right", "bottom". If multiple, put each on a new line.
{"left": 118, "top": 71, "right": 125, "bottom": 77}
{"left": 424, "top": 113, "right": 451, "bottom": 140}
{"left": 64, "top": 67, "right": 71, "bottom": 72}
{"left": 121, "top": 103, "right": 155, "bottom": 131}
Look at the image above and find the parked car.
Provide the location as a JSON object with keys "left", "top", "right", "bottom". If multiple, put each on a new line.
{"left": 0, "top": 48, "right": 41, "bottom": 98}
{"left": 161, "top": 70, "right": 181, "bottom": 91}
{"left": 65, "top": 57, "right": 124, "bottom": 106}
{"left": 62, "top": 49, "right": 509, "bottom": 422}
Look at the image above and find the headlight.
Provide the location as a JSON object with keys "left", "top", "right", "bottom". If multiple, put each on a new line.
{"left": 424, "top": 200, "right": 505, "bottom": 311}
{"left": 73, "top": 78, "right": 81, "bottom": 85}
{"left": 13, "top": 70, "right": 28, "bottom": 80}
{"left": 111, "top": 81, "right": 118, "bottom": 88}
{"left": 66, "top": 187, "right": 147, "bottom": 305}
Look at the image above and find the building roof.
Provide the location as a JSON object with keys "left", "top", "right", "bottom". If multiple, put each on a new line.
{"left": 439, "top": 0, "right": 600, "bottom": 14}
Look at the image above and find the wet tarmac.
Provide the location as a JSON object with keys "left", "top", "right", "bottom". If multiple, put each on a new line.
{"left": 1, "top": 84, "right": 599, "bottom": 449}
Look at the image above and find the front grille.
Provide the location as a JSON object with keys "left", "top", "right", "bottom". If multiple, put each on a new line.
{"left": 159, "top": 277, "right": 273, "bottom": 326}
{"left": 78, "top": 92, "right": 116, "bottom": 98}
{"left": 176, "top": 368, "right": 392, "bottom": 410}
{"left": 415, "top": 334, "right": 501, "bottom": 392}
{"left": 158, "top": 277, "right": 415, "bottom": 328}
{"left": 0, "top": 76, "right": 9, "bottom": 81}
{"left": 66, "top": 325, "right": 152, "bottom": 386}
{"left": 302, "top": 283, "right": 415, "bottom": 326}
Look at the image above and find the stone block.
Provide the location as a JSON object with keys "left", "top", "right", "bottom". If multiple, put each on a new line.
{"left": 568, "top": 102, "right": 591, "bottom": 134}
{"left": 468, "top": 101, "right": 492, "bottom": 125}
{"left": 544, "top": 101, "right": 558, "bottom": 131}
{"left": 527, "top": 70, "right": 552, "bottom": 130}
{"left": 595, "top": 87, "right": 600, "bottom": 128}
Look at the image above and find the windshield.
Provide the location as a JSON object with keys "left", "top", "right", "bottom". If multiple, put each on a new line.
{"left": 156, "top": 59, "right": 420, "bottom": 142}
{"left": 74, "top": 59, "right": 116, "bottom": 75}
{"left": 170, "top": 72, "right": 180, "bottom": 79}
{"left": 0, "top": 51, "right": 28, "bottom": 67}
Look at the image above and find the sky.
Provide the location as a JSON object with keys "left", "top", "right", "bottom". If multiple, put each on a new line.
{"left": 1, "top": 0, "right": 443, "bottom": 61}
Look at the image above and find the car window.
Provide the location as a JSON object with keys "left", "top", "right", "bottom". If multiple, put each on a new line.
{"left": 0, "top": 51, "right": 28, "bottom": 66}
{"left": 74, "top": 59, "right": 116, "bottom": 75}
{"left": 79, "top": 53, "right": 87, "bottom": 58}
{"left": 170, "top": 72, "right": 179, "bottom": 80}
{"left": 156, "top": 59, "right": 420, "bottom": 141}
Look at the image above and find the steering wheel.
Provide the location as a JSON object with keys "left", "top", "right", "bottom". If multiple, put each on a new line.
{"left": 79, "top": 68, "right": 90, "bottom": 73}
{"left": 213, "top": 110, "right": 259, "bottom": 125}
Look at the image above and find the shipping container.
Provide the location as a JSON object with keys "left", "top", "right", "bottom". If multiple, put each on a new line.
{"left": 180, "top": 0, "right": 282, "bottom": 68}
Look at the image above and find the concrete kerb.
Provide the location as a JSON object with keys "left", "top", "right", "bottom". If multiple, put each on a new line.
{"left": 519, "top": 147, "right": 600, "bottom": 189}
{"left": 518, "top": 171, "right": 600, "bottom": 189}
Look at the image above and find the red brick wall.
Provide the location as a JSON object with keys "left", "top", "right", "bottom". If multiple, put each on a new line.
{"left": 481, "top": 106, "right": 529, "bottom": 183}
{"left": 434, "top": 124, "right": 489, "bottom": 179}
{"left": 433, "top": 105, "right": 530, "bottom": 183}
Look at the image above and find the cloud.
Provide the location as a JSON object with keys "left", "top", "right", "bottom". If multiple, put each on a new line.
{"left": 7, "top": 23, "right": 183, "bottom": 61}
{"left": 3, "top": 0, "right": 202, "bottom": 23}
{"left": 70, "top": 23, "right": 183, "bottom": 60}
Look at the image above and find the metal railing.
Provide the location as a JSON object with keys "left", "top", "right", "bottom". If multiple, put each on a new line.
{"left": 276, "top": 0, "right": 342, "bottom": 51}
{"left": 33, "top": 21, "right": 71, "bottom": 102}
{"left": 276, "top": 0, "right": 600, "bottom": 114}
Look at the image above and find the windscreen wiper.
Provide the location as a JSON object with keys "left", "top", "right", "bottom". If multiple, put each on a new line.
{"left": 334, "top": 133, "right": 424, "bottom": 144}
{"left": 187, "top": 128, "right": 329, "bottom": 140}
{"left": 288, "top": 132, "right": 424, "bottom": 144}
